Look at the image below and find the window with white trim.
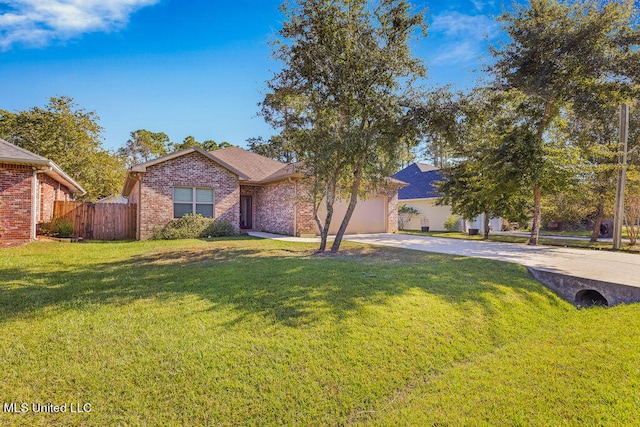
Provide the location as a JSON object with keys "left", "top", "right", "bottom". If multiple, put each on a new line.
{"left": 173, "top": 187, "right": 214, "bottom": 218}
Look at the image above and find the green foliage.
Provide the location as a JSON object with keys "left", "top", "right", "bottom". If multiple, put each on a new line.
{"left": 262, "top": 0, "right": 428, "bottom": 252}
{"left": 40, "top": 216, "right": 74, "bottom": 238}
{"left": 398, "top": 204, "right": 420, "bottom": 231}
{"left": 0, "top": 96, "right": 126, "bottom": 201}
{"left": 444, "top": 215, "right": 459, "bottom": 232}
{"left": 55, "top": 219, "right": 74, "bottom": 238}
{"left": 171, "top": 136, "right": 232, "bottom": 153}
{"left": 488, "top": 0, "right": 640, "bottom": 244}
{"left": 436, "top": 89, "right": 531, "bottom": 227}
{"left": 153, "top": 213, "right": 236, "bottom": 240}
{"left": 202, "top": 219, "right": 237, "bottom": 238}
{"left": 247, "top": 136, "right": 297, "bottom": 163}
{"left": 118, "top": 129, "right": 172, "bottom": 167}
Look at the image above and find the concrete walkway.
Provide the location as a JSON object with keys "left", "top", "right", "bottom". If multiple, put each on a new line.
{"left": 249, "top": 231, "right": 640, "bottom": 289}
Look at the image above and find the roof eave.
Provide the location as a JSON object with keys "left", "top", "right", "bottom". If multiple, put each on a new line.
{"left": 44, "top": 162, "right": 86, "bottom": 195}
{"left": 1, "top": 158, "right": 85, "bottom": 194}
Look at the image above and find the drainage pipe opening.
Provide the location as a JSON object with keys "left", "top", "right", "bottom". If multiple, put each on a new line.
{"left": 575, "top": 289, "right": 608, "bottom": 307}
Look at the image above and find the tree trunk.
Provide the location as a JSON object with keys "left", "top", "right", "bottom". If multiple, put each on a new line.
{"left": 330, "top": 159, "right": 365, "bottom": 253}
{"left": 590, "top": 199, "right": 604, "bottom": 242}
{"left": 314, "top": 178, "right": 337, "bottom": 253}
{"left": 529, "top": 185, "right": 541, "bottom": 246}
{"left": 528, "top": 99, "right": 553, "bottom": 247}
{"left": 483, "top": 211, "right": 490, "bottom": 240}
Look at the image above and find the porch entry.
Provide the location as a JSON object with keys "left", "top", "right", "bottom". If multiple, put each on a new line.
{"left": 240, "top": 196, "right": 252, "bottom": 229}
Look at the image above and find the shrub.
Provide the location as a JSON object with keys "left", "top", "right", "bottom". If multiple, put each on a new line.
{"left": 41, "top": 217, "right": 74, "bottom": 238}
{"left": 398, "top": 204, "right": 420, "bottom": 231}
{"left": 153, "top": 214, "right": 237, "bottom": 240}
{"left": 444, "top": 215, "right": 459, "bottom": 232}
{"left": 56, "top": 219, "right": 74, "bottom": 238}
{"left": 153, "top": 214, "right": 211, "bottom": 240}
{"left": 202, "top": 219, "right": 236, "bottom": 237}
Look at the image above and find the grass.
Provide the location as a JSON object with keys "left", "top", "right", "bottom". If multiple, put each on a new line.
{"left": 1, "top": 237, "right": 639, "bottom": 425}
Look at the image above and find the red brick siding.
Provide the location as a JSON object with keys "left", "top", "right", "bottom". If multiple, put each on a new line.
{"left": 0, "top": 164, "right": 33, "bottom": 240}
{"left": 295, "top": 181, "right": 318, "bottom": 236}
{"left": 253, "top": 182, "right": 297, "bottom": 235}
{"left": 39, "top": 174, "right": 72, "bottom": 223}
{"left": 138, "top": 152, "right": 240, "bottom": 240}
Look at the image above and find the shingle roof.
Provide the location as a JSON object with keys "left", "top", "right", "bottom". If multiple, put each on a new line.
{"left": 392, "top": 163, "right": 444, "bottom": 200}
{"left": 0, "top": 138, "right": 50, "bottom": 165}
{"left": 208, "top": 146, "right": 293, "bottom": 183}
{"left": 0, "top": 138, "right": 86, "bottom": 194}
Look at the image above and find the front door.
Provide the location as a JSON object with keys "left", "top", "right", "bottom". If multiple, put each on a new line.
{"left": 240, "top": 196, "right": 252, "bottom": 229}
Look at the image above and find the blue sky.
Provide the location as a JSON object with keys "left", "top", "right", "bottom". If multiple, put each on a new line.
{"left": 0, "top": 0, "right": 505, "bottom": 152}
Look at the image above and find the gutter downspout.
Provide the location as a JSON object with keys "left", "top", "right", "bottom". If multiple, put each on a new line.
{"left": 136, "top": 174, "right": 143, "bottom": 240}
{"left": 31, "top": 168, "right": 47, "bottom": 240}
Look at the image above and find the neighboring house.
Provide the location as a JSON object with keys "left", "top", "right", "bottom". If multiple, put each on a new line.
{"left": 0, "top": 138, "right": 86, "bottom": 241}
{"left": 96, "top": 195, "right": 129, "bottom": 204}
{"left": 392, "top": 162, "right": 502, "bottom": 233}
{"left": 122, "top": 146, "right": 404, "bottom": 240}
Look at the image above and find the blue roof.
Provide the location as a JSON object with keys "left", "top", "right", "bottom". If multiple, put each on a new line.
{"left": 392, "top": 163, "right": 445, "bottom": 200}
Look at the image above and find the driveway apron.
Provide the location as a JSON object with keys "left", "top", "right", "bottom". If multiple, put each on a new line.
{"left": 343, "top": 233, "right": 640, "bottom": 289}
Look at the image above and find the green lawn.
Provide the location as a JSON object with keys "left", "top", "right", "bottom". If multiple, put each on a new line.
{"left": 1, "top": 237, "right": 639, "bottom": 426}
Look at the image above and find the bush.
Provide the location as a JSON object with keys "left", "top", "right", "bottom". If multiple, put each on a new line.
{"left": 56, "top": 219, "right": 74, "bottom": 238}
{"left": 398, "top": 204, "right": 420, "bottom": 231}
{"left": 444, "top": 215, "right": 459, "bottom": 232}
{"left": 41, "top": 216, "right": 74, "bottom": 238}
{"left": 202, "top": 219, "right": 236, "bottom": 237}
{"left": 153, "top": 214, "right": 236, "bottom": 240}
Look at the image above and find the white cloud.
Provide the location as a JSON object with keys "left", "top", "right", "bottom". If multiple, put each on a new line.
{"left": 430, "top": 11, "right": 499, "bottom": 65}
{"left": 0, "top": 0, "right": 160, "bottom": 50}
{"left": 470, "top": 0, "right": 495, "bottom": 12}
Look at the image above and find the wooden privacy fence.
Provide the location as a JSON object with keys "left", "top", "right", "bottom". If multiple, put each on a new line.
{"left": 53, "top": 201, "right": 137, "bottom": 240}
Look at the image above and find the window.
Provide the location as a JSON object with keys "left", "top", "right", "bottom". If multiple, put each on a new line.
{"left": 173, "top": 187, "right": 214, "bottom": 218}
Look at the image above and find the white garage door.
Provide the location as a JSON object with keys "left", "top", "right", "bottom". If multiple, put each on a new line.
{"left": 318, "top": 196, "right": 387, "bottom": 235}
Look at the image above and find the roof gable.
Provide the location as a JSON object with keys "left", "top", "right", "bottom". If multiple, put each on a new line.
{"left": 392, "top": 163, "right": 444, "bottom": 200}
{"left": 0, "top": 138, "right": 86, "bottom": 194}
{"left": 129, "top": 146, "right": 251, "bottom": 180}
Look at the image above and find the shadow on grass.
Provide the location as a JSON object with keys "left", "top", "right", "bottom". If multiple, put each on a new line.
{"left": 0, "top": 239, "right": 565, "bottom": 327}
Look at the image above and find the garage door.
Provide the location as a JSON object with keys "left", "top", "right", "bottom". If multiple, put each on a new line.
{"left": 318, "top": 196, "right": 387, "bottom": 235}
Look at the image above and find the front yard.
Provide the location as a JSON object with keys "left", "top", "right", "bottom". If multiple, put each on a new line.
{"left": 1, "top": 237, "right": 639, "bottom": 425}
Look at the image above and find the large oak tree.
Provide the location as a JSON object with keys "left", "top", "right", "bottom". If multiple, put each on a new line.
{"left": 0, "top": 96, "right": 125, "bottom": 201}
{"left": 489, "top": 0, "right": 639, "bottom": 245}
{"left": 262, "top": 0, "right": 427, "bottom": 252}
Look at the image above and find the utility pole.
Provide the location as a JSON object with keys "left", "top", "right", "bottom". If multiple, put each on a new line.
{"left": 613, "top": 103, "right": 629, "bottom": 250}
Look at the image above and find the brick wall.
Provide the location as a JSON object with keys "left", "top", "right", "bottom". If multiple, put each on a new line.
{"left": 138, "top": 152, "right": 240, "bottom": 240}
{"left": 254, "top": 182, "right": 297, "bottom": 235}
{"left": 39, "top": 174, "right": 72, "bottom": 223}
{"left": 295, "top": 181, "right": 318, "bottom": 236}
{"left": 0, "top": 164, "right": 33, "bottom": 240}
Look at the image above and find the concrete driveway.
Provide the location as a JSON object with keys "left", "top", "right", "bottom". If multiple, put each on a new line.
{"left": 344, "top": 233, "right": 640, "bottom": 289}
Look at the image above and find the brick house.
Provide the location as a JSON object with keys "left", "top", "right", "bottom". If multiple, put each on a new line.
{"left": 122, "top": 146, "right": 404, "bottom": 240}
{"left": 0, "top": 138, "right": 86, "bottom": 241}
